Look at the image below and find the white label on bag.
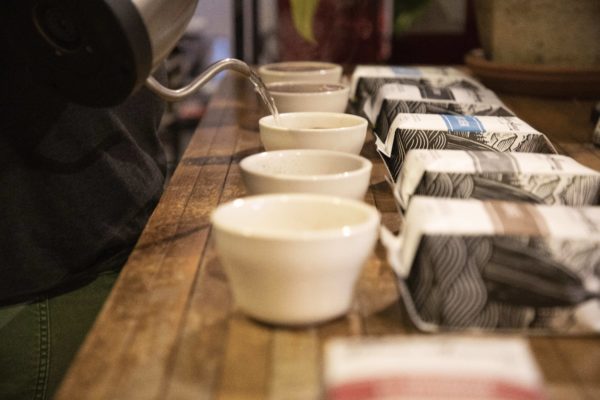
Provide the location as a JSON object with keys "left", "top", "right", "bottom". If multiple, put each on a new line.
{"left": 468, "top": 151, "right": 598, "bottom": 174}
{"left": 390, "top": 114, "right": 539, "bottom": 134}
{"left": 392, "top": 197, "right": 600, "bottom": 278}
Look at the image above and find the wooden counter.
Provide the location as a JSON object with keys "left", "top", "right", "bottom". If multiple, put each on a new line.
{"left": 56, "top": 73, "right": 600, "bottom": 400}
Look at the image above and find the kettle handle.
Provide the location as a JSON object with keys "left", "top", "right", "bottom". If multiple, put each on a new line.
{"left": 145, "top": 58, "right": 252, "bottom": 102}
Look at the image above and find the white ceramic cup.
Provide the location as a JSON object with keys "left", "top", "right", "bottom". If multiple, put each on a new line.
{"left": 266, "top": 81, "right": 349, "bottom": 113}
{"left": 258, "top": 61, "right": 343, "bottom": 85}
{"left": 240, "top": 149, "right": 372, "bottom": 200}
{"left": 210, "top": 194, "right": 381, "bottom": 326}
{"left": 259, "top": 112, "right": 368, "bottom": 155}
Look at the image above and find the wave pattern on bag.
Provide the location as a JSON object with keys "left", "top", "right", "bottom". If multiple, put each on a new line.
{"left": 405, "top": 235, "right": 600, "bottom": 331}
{"left": 412, "top": 173, "right": 600, "bottom": 206}
{"left": 561, "top": 176, "right": 600, "bottom": 205}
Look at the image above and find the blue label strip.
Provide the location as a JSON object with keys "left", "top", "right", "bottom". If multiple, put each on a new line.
{"left": 390, "top": 67, "right": 421, "bottom": 77}
{"left": 440, "top": 115, "right": 486, "bottom": 133}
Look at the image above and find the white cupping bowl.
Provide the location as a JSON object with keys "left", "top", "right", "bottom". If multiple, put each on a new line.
{"left": 258, "top": 61, "right": 342, "bottom": 85}
{"left": 266, "top": 81, "right": 349, "bottom": 113}
{"left": 210, "top": 194, "right": 380, "bottom": 326}
{"left": 259, "top": 112, "right": 368, "bottom": 155}
{"left": 240, "top": 149, "right": 372, "bottom": 200}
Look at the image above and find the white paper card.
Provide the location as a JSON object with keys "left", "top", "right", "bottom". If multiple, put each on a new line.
{"left": 325, "top": 336, "right": 547, "bottom": 400}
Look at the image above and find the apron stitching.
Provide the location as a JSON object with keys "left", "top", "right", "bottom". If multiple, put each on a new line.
{"left": 33, "top": 300, "right": 50, "bottom": 400}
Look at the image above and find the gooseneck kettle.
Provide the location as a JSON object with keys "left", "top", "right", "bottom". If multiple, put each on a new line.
{"left": 13, "top": 0, "right": 251, "bottom": 106}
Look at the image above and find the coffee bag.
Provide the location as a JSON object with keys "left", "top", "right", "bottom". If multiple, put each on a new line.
{"left": 382, "top": 197, "right": 600, "bottom": 333}
{"left": 376, "top": 114, "right": 557, "bottom": 181}
{"left": 394, "top": 150, "right": 600, "bottom": 210}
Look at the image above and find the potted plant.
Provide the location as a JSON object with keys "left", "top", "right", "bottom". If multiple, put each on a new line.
{"left": 278, "top": 0, "right": 431, "bottom": 63}
{"left": 473, "top": 0, "right": 600, "bottom": 67}
{"left": 466, "top": 0, "right": 600, "bottom": 97}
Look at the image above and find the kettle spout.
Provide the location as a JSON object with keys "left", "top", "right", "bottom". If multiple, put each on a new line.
{"left": 145, "top": 58, "right": 253, "bottom": 102}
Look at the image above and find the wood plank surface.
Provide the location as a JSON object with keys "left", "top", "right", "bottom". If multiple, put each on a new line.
{"left": 56, "top": 73, "right": 600, "bottom": 400}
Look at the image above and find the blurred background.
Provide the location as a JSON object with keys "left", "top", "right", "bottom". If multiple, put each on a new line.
{"left": 159, "top": 0, "right": 479, "bottom": 176}
{"left": 159, "top": 0, "right": 599, "bottom": 176}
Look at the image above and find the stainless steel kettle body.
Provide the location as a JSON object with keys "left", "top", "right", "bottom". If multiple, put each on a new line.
{"left": 133, "top": 0, "right": 199, "bottom": 73}
{"left": 12, "top": 0, "right": 199, "bottom": 106}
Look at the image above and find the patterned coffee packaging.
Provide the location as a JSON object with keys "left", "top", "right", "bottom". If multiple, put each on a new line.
{"left": 364, "top": 82, "right": 514, "bottom": 129}
{"left": 349, "top": 66, "right": 506, "bottom": 123}
{"left": 394, "top": 150, "right": 600, "bottom": 210}
{"left": 381, "top": 197, "right": 600, "bottom": 334}
{"left": 350, "top": 65, "right": 485, "bottom": 106}
{"left": 376, "top": 114, "right": 557, "bottom": 181}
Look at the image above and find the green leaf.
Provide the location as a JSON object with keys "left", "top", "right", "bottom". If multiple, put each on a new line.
{"left": 290, "top": 0, "right": 319, "bottom": 44}
{"left": 394, "top": 0, "right": 432, "bottom": 35}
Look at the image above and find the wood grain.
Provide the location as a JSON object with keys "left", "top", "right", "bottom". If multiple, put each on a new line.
{"left": 56, "top": 73, "right": 600, "bottom": 400}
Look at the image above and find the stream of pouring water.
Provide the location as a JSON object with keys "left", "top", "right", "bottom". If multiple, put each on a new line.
{"left": 146, "top": 58, "right": 281, "bottom": 125}
{"left": 249, "top": 69, "right": 280, "bottom": 125}
{"left": 146, "top": 57, "right": 281, "bottom": 125}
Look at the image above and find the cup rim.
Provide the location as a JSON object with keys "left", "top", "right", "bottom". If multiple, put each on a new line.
{"left": 266, "top": 81, "right": 349, "bottom": 96}
{"left": 240, "top": 149, "right": 372, "bottom": 182}
{"left": 259, "top": 112, "right": 368, "bottom": 132}
{"left": 210, "top": 194, "right": 380, "bottom": 241}
{"left": 259, "top": 61, "right": 341, "bottom": 76}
